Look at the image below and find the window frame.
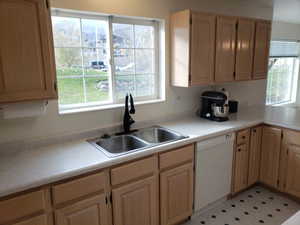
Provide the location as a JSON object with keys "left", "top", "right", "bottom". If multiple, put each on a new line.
{"left": 51, "top": 9, "right": 163, "bottom": 113}
{"left": 266, "top": 55, "right": 300, "bottom": 106}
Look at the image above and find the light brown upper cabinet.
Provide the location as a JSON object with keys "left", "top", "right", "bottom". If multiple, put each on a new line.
{"left": 260, "top": 126, "right": 282, "bottom": 189}
{"left": 0, "top": 0, "right": 57, "bottom": 104}
{"left": 171, "top": 10, "right": 216, "bottom": 87}
{"left": 171, "top": 10, "right": 271, "bottom": 86}
{"left": 253, "top": 20, "right": 272, "bottom": 80}
{"left": 215, "top": 16, "right": 237, "bottom": 83}
{"left": 235, "top": 19, "right": 255, "bottom": 81}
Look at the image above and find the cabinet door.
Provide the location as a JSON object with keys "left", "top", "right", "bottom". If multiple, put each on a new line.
{"left": 55, "top": 194, "right": 111, "bottom": 225}
{"left": 112, "top": 176, "right": 158, "bottom": 225}
{"left": 248, "top": 126, "right": 263, "bottom": 186}
{"left": 160, "top": 163, "right": 193, "bottom": 225}
{"left": 215, "top": 16, "right": 237, "bottom": 83}
{"left": 190, "top": 12, "right": 216, "bottom": 85}
{"left": 260, "top": 126, "right": 282, "bottom": 188}
{"left": 233, "top": 144, "right": 249, "bottom": 193}
{"left": 170, "top": 10, "right": 191, "bottom": 87}
{"left": 14, "top": 215, "right": 50, "bottom": 225}
{"left": 0, "top": 0, "right": 57, "bottom": 103}
{"left": 253, "top": 21, "right": 271, "bottom": 80}
{"left": 285, "top": 145, "right": 300, "bottom": 198}
{"left": 235, "top": 19, "right": 255, "bottom": 81}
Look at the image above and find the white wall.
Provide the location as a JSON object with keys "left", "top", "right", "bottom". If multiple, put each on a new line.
{"left": 0, "top": 0, "right": 273, "bottom": 144}
{"left": 271, "top": 21, "right": 300, "bottom": 40}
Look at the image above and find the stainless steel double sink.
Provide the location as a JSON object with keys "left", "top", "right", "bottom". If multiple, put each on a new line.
{"left": 89, "top": 126, "right": 188, "bottom": 158}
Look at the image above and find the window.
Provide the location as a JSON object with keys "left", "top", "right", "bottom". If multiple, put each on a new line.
{"left": 51, "top": 10, "right": 162, "bottom": 112}
{"left": 266, "top": 41, "right": 300, "bottom": 105}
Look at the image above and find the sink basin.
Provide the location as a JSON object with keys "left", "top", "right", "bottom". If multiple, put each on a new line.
{"left": 89, "top": 126, "right": 188, "bottom": 158}
{"left": 91, "top": 135, "right": 149, "bottom": 157}
{"left": 133, "top": 126, "right": 187, "bottom": 144}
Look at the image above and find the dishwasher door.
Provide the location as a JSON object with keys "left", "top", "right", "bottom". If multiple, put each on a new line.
{"left": 194, "top": 133, "right": 235, "bottom": 212}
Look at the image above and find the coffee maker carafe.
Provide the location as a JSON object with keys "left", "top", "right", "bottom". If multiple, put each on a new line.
{"left": 200, "top": 91, "right": 229, "bottom": 122}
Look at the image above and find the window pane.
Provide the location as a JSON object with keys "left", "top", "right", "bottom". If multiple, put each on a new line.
{"left": 82, "top": 19, "right": 109, "bottom": 48}
{"left": 52, "top": 17, "right": 81, "bottom": 47}
{"left": 85, "top": 77, "right": 110, "bottom": 102}
{"left": 114, "top": 49, "right": 135, "bottom": 75}
{"left": 55, "top": 48, "right": 83, "bottom": 77}
{"left": 113, "top": 23, "right": 134, "bottom": 48}
{"left": 266, "top": 57, "right": 296, "bottom": 105}
{"left": 135, "top": 25, "right": 154, "bottom": 48}
{"left": 135, "top": 49, "right": 154, "bottom": 74}
{"left": 57, "top": 78, "right": 84, "bottom": 105}
{"left": 115, "top": 75, "right": 134, "bottom": 98}
{"left": 136, "top": 75, "right": 155, "bottom": 97}
{"left": 83, "top": 48, "right": 109, "bottom": 76}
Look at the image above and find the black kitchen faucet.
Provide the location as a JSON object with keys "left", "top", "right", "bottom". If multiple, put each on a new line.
{"left": 123, "top": 93, "right": 135, "bottom": 133}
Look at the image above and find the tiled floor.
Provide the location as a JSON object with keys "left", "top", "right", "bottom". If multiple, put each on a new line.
{"left": 185, "top": 186, "right": 300, "bottom": 225}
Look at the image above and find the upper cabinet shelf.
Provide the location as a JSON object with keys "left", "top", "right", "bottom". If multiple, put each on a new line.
{"left": 170, "top": 10, "right": 271, "bottom": 87}
{"left": 0, "top": 0, "right": 57, "bottom": 104}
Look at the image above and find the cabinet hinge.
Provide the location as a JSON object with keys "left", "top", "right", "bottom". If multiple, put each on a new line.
{"left": 54, "top": 81, "right": 57, "bottom": 91}
{"left": 109, "top": 193, "right": 113, "bottom": 204}
{"left": 45, "top": 0, "right": 50, "bottom": 8}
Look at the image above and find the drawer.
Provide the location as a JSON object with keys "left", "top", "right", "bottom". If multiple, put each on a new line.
{"left": 283, "top": 129, "right": 300, "bottom": 145}
{"left": 159, "top": 144, "right": 194, "bottom": 170}
{"left": 0, "top": 189, "right": 50, "bottom": 224}
{"left": 111, "top": 156, "right": 158, "bottom": 186}
{"left": 237, "top": 129, "right": 250, "bottom": 145}
{"left": 52, "top": 172, "right": 108, "bottom": 205}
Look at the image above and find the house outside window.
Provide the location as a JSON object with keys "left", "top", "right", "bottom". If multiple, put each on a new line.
{"left": 266, "top": 41, "right": 300, "bottom": 105}
{"left": 51, "top": 10, "right": 163, "bottom": 113}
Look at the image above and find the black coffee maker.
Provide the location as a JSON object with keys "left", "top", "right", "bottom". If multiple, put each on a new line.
{"left": 200, "top": 91, "right": 229, "bottom": 122}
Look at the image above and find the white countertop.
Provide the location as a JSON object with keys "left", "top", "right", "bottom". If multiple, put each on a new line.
{"left": 0, "top": 106, "right": 298, "bottom": 198}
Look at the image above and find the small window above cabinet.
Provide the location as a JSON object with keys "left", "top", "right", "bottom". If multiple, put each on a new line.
{"left": 170, "top": 10, "right": 271, "bottom": 87}
{"left": 0, "top": 0, "right": 57, "bottom": 104}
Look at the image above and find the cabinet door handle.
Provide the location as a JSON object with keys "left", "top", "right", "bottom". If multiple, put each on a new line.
{"left": 242, "top": 136, "right": 246, "bottom": 139}
{"left": 238, "top": 148, "right": 241, "bottom": 152}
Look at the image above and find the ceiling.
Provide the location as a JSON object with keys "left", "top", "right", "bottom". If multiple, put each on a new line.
{"left": 273, "top": 0, "right": 300, "bottom": 24}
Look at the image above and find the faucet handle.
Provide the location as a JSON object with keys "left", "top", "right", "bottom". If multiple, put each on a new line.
{"left": 129, "top": 94, "right": 135, "bottom": 114}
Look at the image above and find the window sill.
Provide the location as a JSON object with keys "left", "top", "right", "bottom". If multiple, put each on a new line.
{"left": 59, "top": 98, "right": 166, "bottom": 115}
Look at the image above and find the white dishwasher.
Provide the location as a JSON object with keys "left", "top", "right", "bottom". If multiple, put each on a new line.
{"left": 194, "top": 133, "right": 235, "bottom": 212}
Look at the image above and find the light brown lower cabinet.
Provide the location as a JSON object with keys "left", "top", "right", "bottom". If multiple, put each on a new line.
{"left": 248, "top": 126, "right": 263, "bottom": 186}
{"left": 160, "top": 163, "right": 194, "bottom": 225}
{"left": 55, "top": 194, "right": 111, "bottom": 225}
{"left": 260, "top": 126, "right": 282, "bottom": 188}
{"left": 285, "top": 145, "right": 300, "bottom": 198}
{"left": 233, "top": 143, "right": 249, "bottom": 193}
{"left": 112, "top": 175, "right": 159, "bottom": 225}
